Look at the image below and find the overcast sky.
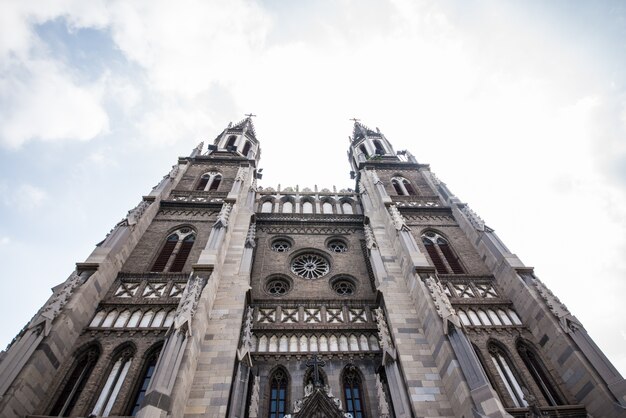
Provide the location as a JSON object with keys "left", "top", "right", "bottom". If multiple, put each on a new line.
{"left": 1, "top": 0, "right": 625, "bottom": 376}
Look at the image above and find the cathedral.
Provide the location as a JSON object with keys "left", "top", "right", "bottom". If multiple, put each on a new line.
{"left": 1, "top": 116, "right": 625, "bottom": 418}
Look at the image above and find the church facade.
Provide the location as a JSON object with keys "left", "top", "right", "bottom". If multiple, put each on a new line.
{"left": 1, "top": 117, "right": 625, "bottom": 418}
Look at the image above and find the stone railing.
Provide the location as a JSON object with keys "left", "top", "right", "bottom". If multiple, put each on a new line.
{"left": 166, "top": 190, "right": 228, "bottom": 203}
{"left": 392, "top": 195, "right": 443, "bottom": 208}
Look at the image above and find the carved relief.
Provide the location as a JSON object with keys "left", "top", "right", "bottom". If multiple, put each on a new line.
{"left": 363, "top": 223, "right": 377, "bottom": 249}
{"left": 174, "top": 275, "right": 207, "bottom": 332}
{"left": 36, "top": 271, "right": 83, "bottom": 324}
{"left": 423, "top": 275, "right": 461, "bottom": 333}
{"left": 388, "top": 205, "right": 409, "bottom": 231}
{"left": 374, "top": 308, "right": 393, "bottom": 350}
{"left": 214, "top": 202, "right": 232, "bottom": 228}
{"left": 460, "top": 204, "right": 485, "bottom": 231}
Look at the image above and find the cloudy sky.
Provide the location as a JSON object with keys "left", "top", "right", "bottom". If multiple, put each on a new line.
{"left": 1, "top": 0, "right": 625, "bottom": 375}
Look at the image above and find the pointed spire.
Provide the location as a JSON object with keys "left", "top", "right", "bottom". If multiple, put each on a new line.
{"left": 229, "top": 114, "right": 257, "bottom": 140}
{"left": 351, "top": 119, "right": 382, "bottom": 142}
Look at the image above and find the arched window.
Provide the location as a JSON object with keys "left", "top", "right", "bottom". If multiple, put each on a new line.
{"left": 302, "top": 201, "right": 313, "bottom": 214}
{"left": 488, "top": 343, "right": 528, "bottom": 408}
{"left": 343, "top": 367, "right": 366, "bottom": 418}
{"left": 50, "top": 345, "right": 100, "bottom": 417}
{"left": 242, "top": 141, "right": 252, "bottom": 157}
{"left": 226, "top": 135, "right": 237, "bottom": 148}
{"left": 359, "top": 144, "right": 369, "bottom": 159}
{"left": 373, "top": 139, "right": 385, "bottom": 155}
{"left": 402, "top": 179, "right": 416, "bottom": 195}
{"left": 322, "top": 201, "right": 333, "bottom": 214}
{"left": 195, "top": 174, "right": 210, "bottom": 190}
{"left": 391, "top": 176, "right": 416, "bottom": 196}
{"left": 128, "top": 344, "right": 162, "bottom": 416}
{"left": 261, "top": 200, "right": 273, "bottom": 213}
{"left": 342, "top": 201, "right": 354, "bottom": 214}
{"left": 151, "top": 227, "right": 196, "bottom": 272}
{"left": 517, "top": 341, "right": 563, "bottom": 406}
{"left": 282, "top": 201, "right": 293, "bottom": 214}
{"left": 196, "top": 171, "right": 222, "bottom": 191}
{"left": 269, "top": 368, "right": 288, "bottom": 418}
{"left": 421, "top": 231, "right": 464, "bottom": 274}
{"left": 92, "top": 346, "right": 134, "bottom": 417}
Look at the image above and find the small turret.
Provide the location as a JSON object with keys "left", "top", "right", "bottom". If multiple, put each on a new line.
{"left": 348, "top": 120, "right": 398, "bottom": 171}
{"left": 209, "top": 114, "right": 260, "bottom": 162}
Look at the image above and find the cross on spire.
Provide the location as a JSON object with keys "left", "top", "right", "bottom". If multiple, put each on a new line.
{"left": 305, "top": 355, "right": 326, "bottom": 387}
{"left": 245, "top": 113, "right": 257, "bottom": 118}
{"left": 349, "top": 117, "right": 360, "bottom": 123}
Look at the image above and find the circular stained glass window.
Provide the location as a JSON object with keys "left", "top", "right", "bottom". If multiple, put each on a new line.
{"left": 332, "top": 279, "right": 355, "bottom": 296}
{"left": 291, "top": 254, "right": 330, "bottom": 279}
{"left": 266, "top": 278, "right": 291, "bottom": 296}
{"left": 327, "top": 240, "right": 347, "bottom": 253}
{"left": 271, "top": 239, "right": 292, "bottom": 252}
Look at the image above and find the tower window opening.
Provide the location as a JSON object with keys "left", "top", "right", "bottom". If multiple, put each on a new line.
{"left": 226, "top": 135, "right": 237, "bottom": 148}
{"left": 261, "top": 200, "right": 273, "bottom": 213}
{"left": 359, "top": 144, "right": 369, "bottom": 159}
{"left": 208, "top": 174, "right": 221, "bottom": 191}
{"left": 517, "top": 341, "right": 564, "bottom": 406}
{"left": 488, "top": 343, "right": 528, "bottom": 408}
{"left": 151, "top": 227, "right": 196, "bottom": 272}
{"left": 282, "top": 201, "right": 293, "bottom": 213}
{"left": 373, "top": 139, "right": 385, "bottom": 155}
{"left": 91, "top": 348, "right": 134, "bottom": 417}
{"left": 421, "top": 231, "right": 465, "bottom": 274}
{"left": 268, "top": 369, "right": 288, "bottom": 418}
{"left": 302, "top": 201, "right": 313, "bottom": 214}
{"left": 196, "top": 171, "right": 222, "bottom": 191}
{"left": 242, "top": 141, "right": 252, "bottom": 157}
{"left": 322, "top": 201, "right": 333, "bottom": 214}
{"left": 50, "top": 346, "right": 100, "bottom": 417}
{"left": 129, "top": 346, "right": 161, "bottom": 416}
{"left": 342, "top": 201, "right": 354, "bottom": 214}
{"left": 343, "top": 367, "right": 365, "bottom": 418}
{"left": 391, "top": 176, "right": 416, "bottom": 196}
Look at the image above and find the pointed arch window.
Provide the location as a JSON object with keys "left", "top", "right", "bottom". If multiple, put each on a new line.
{"left": 269, "top": 368, "right": 288, "bottom": 418}
{"left": 343, "top": 367, "right": 366, "bottom": 418}
{"left": 373, "top": 139, "right": 385, "bottom": 155}
{"left": 488, "top": 343, "right": 528, "bottom": 407}
{"left": 282, "top": 201, "right": 293, "bottom": 214}
{"left": 322, "top": 201, "right": 333, "bottom": 214}
{"left": 517, "top": 341, "right": 563, "bottom": 406}
{"left": 129, "top": 346, "right": 162, "bottom": 416}
{"left": 195, "top": 171, "right": 222, "bottom": 191}
{"left": 151, "top": 227, "right": 196, "bottom": 272}
{"left": 421, "top": 231, "right": 464, "bottom": 274}
{"left": 50, "top": 345, "right": 100, "bottom": 417}
{"left": 342, "top": 201, "right": 354, "bottom": 214}
{"left": 391, "top": 176, "right": 416, "bottom": 196}
{"left": 226, "top": 135, "right": 237, "bottom": 148}
{"left": 302, "top": 201, "right": 313, "bottom": 214}
{"left": 242, "top": 141, "right": 252, "bottom": 157}
{"left": 92, "top": 347, "right": 134, "bottom": 417}
{"left": 359, "top": 144, "right": 369, "bottom": 159}
{"left": 261, "top": 200, "right": 273, "bottom": 213}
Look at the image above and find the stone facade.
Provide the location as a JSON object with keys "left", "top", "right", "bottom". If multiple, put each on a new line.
{"left": 0, "top": 117, "right": 624, "bottom": 418}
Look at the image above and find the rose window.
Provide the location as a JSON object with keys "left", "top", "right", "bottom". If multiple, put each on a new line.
{"left": 327, "top": 240, "right": 347, "bottom": 253}
{"left": 266, "top": 279, "right": 291, "bottom": 296}
{"left": 332, "top": 280, "right": 355, "bottom": 296}
{"left": 271, "top": 239, "right": 291, "bottom": 252}
{"left": 291, "top": 254, "right": 330, "bottom": 279}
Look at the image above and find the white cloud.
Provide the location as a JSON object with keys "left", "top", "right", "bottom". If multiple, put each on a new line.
{"left": 0, "top": 58, "right": 109, "bottom": 148}
{"left": 2, "top": 184, "right": 47, "bottom": 211}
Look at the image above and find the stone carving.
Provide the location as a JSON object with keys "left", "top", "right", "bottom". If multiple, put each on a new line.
{"left": 248, "top": 375, "right": 260, "bottom": 418}
{"left": 376, "top": 374, "right": 391, "bottom": 418}
{"left": 388, "top": 205, "right": 408, "bottom": 231}
{"left": 235, "top": 166, "right": 247, "bottom": 182}
{"left": 241, "top": 306, "right": 254, "bottom": 352}
{"left": 460, "top": 204, "right": 485, "bottom": 231}
{"left": 364, "top": 223, "right": 377, "bottom": 249}
{"left": 214, "top": 202, "right": 232, "bottom": 228}
{"left": 245, "top": 222, "right": 256, "bottom": 248}
{"left": 173, "top": 275, "right": 207, "bottom": 332}
{"left": 374, "top": 308, "right": 393, "bottom": 350}
{"left": 358, "top": 180, "right": 367, "bottom": 195}
{"left": 291, "top": 381, "right": 349, "bottom": 417}
{"left": 36, "top": 271, "right": 83, "bottom": 324}
{"left": 424, "top": 275, "right": 461, "bottom": 333}
{"left": 429, "top": 171, "right": 441, "bottom": 186}
{"left": 127, "top": 200, "right": 151, "bottom": 226}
